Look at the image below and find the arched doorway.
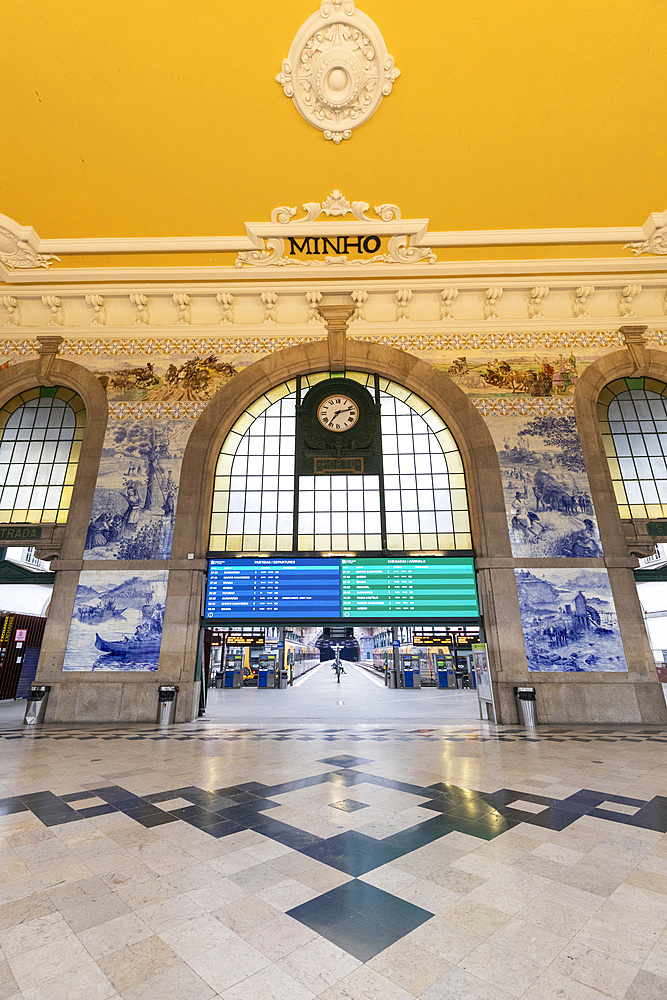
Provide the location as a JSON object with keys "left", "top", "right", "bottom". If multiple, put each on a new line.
{"left": 172, "top": 342, "right": 512, "bottom": 723}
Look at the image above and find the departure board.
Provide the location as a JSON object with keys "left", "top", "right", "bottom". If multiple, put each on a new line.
{"left": 205, "top": 559, "right": 341, "bottom": 619}
{"left": 205, "top": 557, "right": 478, "bottom": 622}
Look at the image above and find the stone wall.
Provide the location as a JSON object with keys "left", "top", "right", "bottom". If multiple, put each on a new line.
{"left": 1, "top": 329, "right": 665, "bottom": 724}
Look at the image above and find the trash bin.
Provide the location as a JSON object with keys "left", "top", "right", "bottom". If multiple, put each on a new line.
{"left": 386, "top": 668, "right": 397, "bottom": 688}
{"left": 157, "top": 685, "right": 179, "bottom": 724}
{"left": 24, "top": 686, "right": 50, "bottom": 725}
{"left": 278, "top": 669, "right": 289, "bottom": 689}
{"left": 514, "top": 686, "right": 537, "bottom": 727}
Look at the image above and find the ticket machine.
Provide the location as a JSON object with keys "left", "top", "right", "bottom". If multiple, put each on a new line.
{"left": 401, "top": 652, "right": 421, "bottom": 689}
{"left": 257, "top": 650, "right": 280, "bottom": 688}
{"left": 434, "top": 651, "right": 455, "bottom": 688}
{"left": 223, "top": 649, "right": 243, "bottom": 688}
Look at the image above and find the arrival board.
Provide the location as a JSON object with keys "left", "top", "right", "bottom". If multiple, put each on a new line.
{"left": 205, "top": 557, "right": 478, "bottom": 622}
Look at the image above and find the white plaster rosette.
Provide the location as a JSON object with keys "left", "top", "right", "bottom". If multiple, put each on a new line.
{"left": 276, "top": 1, "right": 400, "bottom": 143}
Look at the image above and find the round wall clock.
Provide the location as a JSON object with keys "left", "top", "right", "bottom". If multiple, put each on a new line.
{"left": 316, "top": 394, "right": 360, "bottom": 432}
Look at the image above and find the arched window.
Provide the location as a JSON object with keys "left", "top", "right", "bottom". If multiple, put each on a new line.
{"left": 598, "top": 376, "right": 667, "bottom": 518}
{"left": 210, "top": 371, "right": 471, "bottom": 552}
{"left": 0, "top": 386, "right": 86, "bottom": 524}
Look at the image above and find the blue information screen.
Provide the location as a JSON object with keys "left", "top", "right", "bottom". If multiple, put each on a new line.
{"left": 205, "top": 559, "right": 341, "bottom": 619}
{"left": 205, "top": 557, "right": 479, "bottom": 622}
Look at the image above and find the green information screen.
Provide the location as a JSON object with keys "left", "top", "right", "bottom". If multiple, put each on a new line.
{"left": 340, "top": 557, "right": 478, "bottom": 620}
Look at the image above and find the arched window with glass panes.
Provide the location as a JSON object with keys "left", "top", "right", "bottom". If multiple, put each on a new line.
{"left": 210, "top": 372, "right": 471, "bottom": 553}
{"left": 0, "top": 386, "right": 86, "bottom": 524}
{"left": 598, "top": 376, "right": 667, "bottom": 518}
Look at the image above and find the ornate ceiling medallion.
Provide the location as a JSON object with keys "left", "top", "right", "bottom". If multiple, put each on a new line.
{"left": 276, "top": 1, "right": 400, "bottom": 143}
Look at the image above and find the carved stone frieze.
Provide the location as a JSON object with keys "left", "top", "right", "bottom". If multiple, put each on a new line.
{"left": 216, "top": 292, "right": 234, "bottom": 323}
{"left": 173, "top": 293, "right": 192, "bottom": 325}
{"left": 528, "top": 286, "right": 549, "bottom": 319}
{"left": 440, "top": 288, "right": 458, "bottom": 320}
{"left": 130, "top": 293, "right": 150, "bottom": 325}
{"left": 42, "top": 295, "right": 64, "bottom": 326}
{"left": 483, "top": 287, "right": 503, "bottom": 320}
{"left": 351, "top": 289, "right": 367, "bottom": 320}
{"left": 619, "top": 284, "right": 641, "bottom": 317}
{"left": 395, "top": 289, "right": 412, "bottom": 321}
{"left": 573, "top": 285, "right": 594, "bottom": 317}
{"left": 85, "top": 294, "right": 107, "bottom": 326}
{"left": 1, "top": 296, "right": 22, "bottom": 326}
{"left": 276, "top": 2, "right": 400, "bottom": 144}
{"left": 261, "top": 291, "right": 278, "bottom": 324}
{"left": 305, "top": 290, "right": 323, "bottom": 322}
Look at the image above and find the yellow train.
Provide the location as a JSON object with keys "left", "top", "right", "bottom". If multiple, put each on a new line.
{"left": 221, "top": 637, "right": 319, "bottom": 687}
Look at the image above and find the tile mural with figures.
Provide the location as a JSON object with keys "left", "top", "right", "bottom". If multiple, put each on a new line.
{"left": 84, "top": 418, "right": 193, "bottom": 560}
{"left": 438, "top": 352, "right": 591, "bottom": 396}
{"left": 98, "top": 355, "right": 237, "bottom": 402}
{"left": 63, "top": 571, "right": 167, "bottom": 672}
{"left": 515, "top": 568, "right": 628, "bottom": 672}
{"left": 485, "top": 412, "right": 603, "bottom": 558}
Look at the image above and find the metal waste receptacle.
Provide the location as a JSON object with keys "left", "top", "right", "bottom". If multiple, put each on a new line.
{"left": 278, "top": 669, "right": 289, "bottom": 690}
{"left": 157, "top": 685, "right": 179, "bottom": 724}
{"left": 386, "top": 668, "right": 397, "bottom": 688}
{"left": 514, "top": 686, "right": 537, "bottom": 727}
{"left": 24, "top": 686, "right": 50, "bottom": 725}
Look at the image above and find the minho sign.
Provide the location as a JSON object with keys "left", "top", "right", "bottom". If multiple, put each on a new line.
{"left": 287, "top": 235, "right": 381, "bottom": 257}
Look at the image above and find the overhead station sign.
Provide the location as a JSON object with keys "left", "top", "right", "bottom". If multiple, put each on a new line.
{"left": 205, "top": 557, "right": 479, "bottom": 623}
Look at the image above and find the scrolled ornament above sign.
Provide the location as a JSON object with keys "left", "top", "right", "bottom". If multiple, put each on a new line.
{"left": 236, "top": 191, "right": 436, "bottom": 267}
{"left": 276, "top": 1, "right": 400, "bottom": 143}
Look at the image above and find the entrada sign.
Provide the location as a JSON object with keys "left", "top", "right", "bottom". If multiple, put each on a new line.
{"left": 0, "top": 526, "right": 43, "bottom": 542}
{"left": 287, "top": 235, "right": 381, "bottom": 256}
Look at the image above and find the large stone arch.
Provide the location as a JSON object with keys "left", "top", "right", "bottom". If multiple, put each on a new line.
{"left": 574, "top": 341, "right": 667, "bottom": 560}
{"left": 0, "top": 353, "right": 109, "bottom": 708}
{"left": 0, "top": 354, "right": 109, "bottom": 561}
{"left": 164, "top": 340, "right": 526, "bottom": 722}
{"left": 173, "top": 340, "right": 510, "bottom": 561}
{"left": 570, "top": 343, "right": 667, "bottom": 717}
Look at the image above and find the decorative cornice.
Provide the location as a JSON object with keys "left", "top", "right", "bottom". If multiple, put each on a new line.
{"left": 276, "top": 2, "right": 399, "bottom": 143}
{"left": 1, "top": 207, "right": 666, "bottom": 281}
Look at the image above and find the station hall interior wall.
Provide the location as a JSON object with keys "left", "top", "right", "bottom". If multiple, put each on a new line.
{"left": 1, "top": 328, "right": 666, "bottom": 726}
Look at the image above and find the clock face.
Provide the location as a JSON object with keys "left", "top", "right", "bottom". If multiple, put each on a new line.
{"left": 316, "top": 394, "right": 360, "bottom": 432}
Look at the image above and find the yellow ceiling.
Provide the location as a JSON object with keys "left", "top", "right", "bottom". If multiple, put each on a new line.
{"left": 5, "top": 0, "right": 666, "bottom": 239}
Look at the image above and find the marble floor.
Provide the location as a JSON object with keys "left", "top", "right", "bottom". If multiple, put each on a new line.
{"left": 203, "top": 661, "right": 481, "bottom": 723}
{"left": 0, "top": 715, "right": 665, "bottom": 1000}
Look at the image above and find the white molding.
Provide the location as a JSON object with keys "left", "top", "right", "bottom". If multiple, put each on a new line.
{"left": 3, "top": 256, "right": 667, "bottom": 285}
{"left": 38, "top": 235, "right": 255, "bottom": 254}
{"left": 1, "top": 204, "right": 666, "bottom": 283}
